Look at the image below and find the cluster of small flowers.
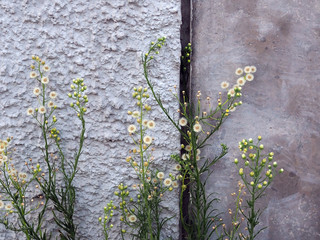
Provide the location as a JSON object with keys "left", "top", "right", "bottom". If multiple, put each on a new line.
{"left": 0, "top": 138, "right": 31, "bottom": 212}
{"left": 49, "top": 128, "right": 60, "bottom": 142}
{"left": 145, "top": 37, "right": 166, "bottom": 61}
{"left": 235, "top": 136, "right": 284, "bottom": 189}
{"left": 69, "top": 78, "right": 88, "bottom": 118}
{"left": 219, "top": 66, "right": 256, "bottom": 112}
{"left": 181, "top": 43, "right": 192, "bottom": 71}
{"left": 27, "top": 56, "right": 57, "bottom": 116}
{"left": 155, "top": 171, "right": 179, "bottom": 189}
{"left": 0, "top": 139, "right": 11, "bottom": 211}
{"left": 114, "top": 183, "right": 138, "bottom": 224}
{"left": 99, "top": 201, "right": 116, "bottom": 230}
{"left": 127, "top": 87, "right": 155, "bottom": 144}
{"left": 178, "top": 117, "right": 203, "bottom": 133}
{"left": 181, "top": 145, "right": 201, "bottom": 162}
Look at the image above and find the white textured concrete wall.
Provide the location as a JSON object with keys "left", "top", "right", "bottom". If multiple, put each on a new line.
{"left": 0, "top": 0, "right": 181, "bottom": 239}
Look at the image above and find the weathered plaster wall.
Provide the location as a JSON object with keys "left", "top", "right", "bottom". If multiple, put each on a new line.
{"left": 0, "top": 0, "right": 181, "bottom": 239}
{"left": 192, "top": 0, "right": 320, "bottom": 239}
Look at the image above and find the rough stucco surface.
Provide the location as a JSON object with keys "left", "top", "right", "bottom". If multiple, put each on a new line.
{"left": 192, "top": 0, "right": 320, "bottom": 239}
{"left": 0, "top": 1, "right": 181, "bottom": 239}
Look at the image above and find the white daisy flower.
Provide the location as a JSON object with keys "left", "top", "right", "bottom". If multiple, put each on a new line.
{"left": 49, "top": 91, "right": 57, "bottom": 99}
{"left": 48, "top": 101, "right": 54, "bottom": 108}
{"left": 235, "top": 68, "right": 243, "bottom": 76}
{"left": 229, "top": 106, "right": 236, "bottom": 112}
{"left": 220, "top": 81, "right": 229, "bottom": 89}
{"left": 143, "top": 136, "right": 152, "bottom": 145}
{"left": 163, "top": 178, "right": 172, "bottom": 187}
{"left": 196, "top": 149, "right": 201, "bottom": 155}
{"left": 174, "top": 164, "right": 182, "bottom": 171}
{"left": 237, "top": 77, "right": 246, "bottom": 86}
{"left": 142, "top": 119, "right": 149, "bottom": 127}
{"left": 0, "top": 200, "right": 4, "bottom": 209}
{"left": 181, "top": 153, "right": 188, "bottom": 161}
{"left": 128, "top": 125, "right": 136, "bottom": 133}
{"left": 152, "top": 178, "right": 158, "bottom": 184}
{"left": 30, "top": 71, "right": 37, "bottom": 78}
{"left": 172, "top": 181, "right": 179, "bottom": 188}
{"left": 41, "top": 77, "right": 49, "bottom": 84}
{"left": 157, "top": 172, "right": 164, "bottom": 179}
{"left": 39, "top": 106, "right": 46, "bottom": 114}
{"left": 132, "top": 111, "right": 140, "bottom": 118}
{"left": 128, "top": 215, "right": 137, "bottom": 223}
{"left": 250, "top": 66, "right": 257, "bottom": 73}
{"left": 245, "top": 73, "right": 254, "bottom": 81}
{"left": 27, "top": 107, "right": 34, "bottom": 116}
{"left": 5, "top": 203, "right": 12, "bottom": 211}
{"left": 185, "top": 145, "right": 192, "bottom": 152}
{"left": 228, "top": 89, "right": 235, "bottom": 97}
{"left": 2, "top": 156, "right": 7, "bottom": 162}
{"left": 193, "top": 123, "right": 202, "bottom": 133}
{"left": 244, "top": 66, "right": 251, "bottom": 73}
{"left": 179, "top": 117, "right": 187, "bottom": 127}
{"left": 196, "top": 155, "right": 201, "bottom": 161}
{"left": 33, "top": 87, "right": 41, "bottom": 96}
{"left": 43, "top": 65, "right": 50, "bottom": 72}
{"left": 147, "top": 120, "right": 155, "bottom": 129}
{"left": 132, "top": 184, "right": 137, "bottom": 190}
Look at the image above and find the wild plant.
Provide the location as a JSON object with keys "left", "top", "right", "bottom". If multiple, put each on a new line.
{"left": 26, "top": 56, "right": 88, "bottom": 239}
{"left": 101, "top": 85, "right": 176, "bottom": 240}
{"left": 143, "top": 38, "right": 257, "bottom": 240}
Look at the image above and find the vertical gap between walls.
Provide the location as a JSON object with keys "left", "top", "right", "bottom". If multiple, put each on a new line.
{"left": 180, "top": 0, "right": 191, "bottom": 239}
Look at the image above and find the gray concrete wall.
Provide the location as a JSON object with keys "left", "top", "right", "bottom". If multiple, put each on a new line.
{"left": 0, "top": 1, "right": 181, "bottom": 239}
{"left": 191, "top": 0, "right": 320, "bottom": 239}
